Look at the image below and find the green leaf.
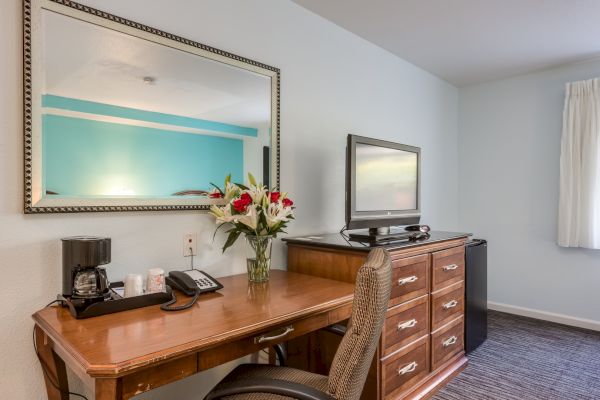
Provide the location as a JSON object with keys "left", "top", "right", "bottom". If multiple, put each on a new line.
{"left": 259, "top": 211, "right": 268, "bottom": 227}
{"left": 222, "top": 230, "right": 241, "bottom": 253}
{"left": 235, "top": 183, "right": 249, "bottom": 190}
{"left": 209, "top": 182, "right": 224, "bottom": 195}
{"left": 212, "top": 222, "right": 229, "bottom": 242}
{"left": 248, "top": 173, "right": 257, "bottom": 186}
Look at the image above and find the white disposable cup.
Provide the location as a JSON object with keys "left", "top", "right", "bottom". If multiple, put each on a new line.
{"left": 146, "top": 268, "right": 165, "bottom": 293}
{"left": 124, "top": 274, "right": 144, "bottom": 297}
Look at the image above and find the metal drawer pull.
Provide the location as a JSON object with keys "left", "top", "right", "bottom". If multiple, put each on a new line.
{"left": 397, "top": 319, "right": 418, "bottom": 331}
{"left": 398, "top": 361, "right": 418, "bottom": 375}
{"left": 442, "top": 299, "right": 459, "bottom": 309}
{"left": 398, "top": 276, "right": 418, "bottom": 286}
{"left": 443, "top": 264, "right": 459, "bottom": 271}
{"left": 443, "top": 336, "right": 458, "bottom": 347}
{"left": 255, "top": 326, "right": 294, "bottom": 344}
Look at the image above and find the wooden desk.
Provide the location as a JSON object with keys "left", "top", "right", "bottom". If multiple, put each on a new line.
{"left": 32, "top": 270, "right": 355, "bottom": 400}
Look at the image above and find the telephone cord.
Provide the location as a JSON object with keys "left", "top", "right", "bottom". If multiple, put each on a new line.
{"left": 160, "top": 290, "right": 200, "bottom": 311}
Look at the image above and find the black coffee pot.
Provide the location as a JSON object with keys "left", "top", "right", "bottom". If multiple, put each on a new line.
{"left": 62, "top": 236, "right": 111, "bottom": 306}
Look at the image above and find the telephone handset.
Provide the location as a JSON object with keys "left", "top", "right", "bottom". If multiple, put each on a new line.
{"left": 161, "top": 269, "right": 223, "bottom": 311}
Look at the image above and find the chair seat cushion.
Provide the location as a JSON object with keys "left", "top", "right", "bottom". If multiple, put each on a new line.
{"left": 214, "top": 364, "right": 329, "bottom": 400}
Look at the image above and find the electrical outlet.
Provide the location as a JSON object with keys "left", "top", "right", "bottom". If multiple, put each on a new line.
{"left": 183, "top": 233, "right": 197, "bottom": 257}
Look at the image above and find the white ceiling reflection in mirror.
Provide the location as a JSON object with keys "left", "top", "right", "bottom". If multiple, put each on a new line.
{"left": 42, "top": 10, "right": 271, "bottom": 128}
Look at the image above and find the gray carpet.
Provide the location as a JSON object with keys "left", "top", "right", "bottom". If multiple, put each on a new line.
{"left": 433, "top": 310, "right": 600, "bottom": 400}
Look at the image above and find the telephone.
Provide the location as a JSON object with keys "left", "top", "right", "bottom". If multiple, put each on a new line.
{"left": 161, "top": 269, "right": 223, "bottom": 311}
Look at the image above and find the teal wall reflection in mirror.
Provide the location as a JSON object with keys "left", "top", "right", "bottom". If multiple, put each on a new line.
{"left": 42, "top": 95, "right": 248, "bottom": 197}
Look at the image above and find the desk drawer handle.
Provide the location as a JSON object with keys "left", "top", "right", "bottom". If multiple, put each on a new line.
{"left": 397, "top": 319, "right": 418, "bottom": 331}
{"left": 442, "top": 300, "right": 458, "bottom": 310}
{"left": 398, "top": 361, "right": 418, "bottom": 375}
{"left": 255, "top": 326, "right": 294, "bottom": 344}
{"left": 443, "top": 264, "right": 459, "bottom": 271}
{"left": 398, "top": 276, "right": 418, "bottom": 286}
{"left": 443, "top": 336, "right": 458, "bottom": 347}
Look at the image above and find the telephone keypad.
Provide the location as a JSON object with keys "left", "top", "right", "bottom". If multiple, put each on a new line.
{"left": 194, "top": 277, "right": 217, "bottom": 289}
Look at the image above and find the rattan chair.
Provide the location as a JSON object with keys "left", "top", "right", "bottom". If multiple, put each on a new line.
{"left": 204, "top": 248, "right": 392, "bottom": 400}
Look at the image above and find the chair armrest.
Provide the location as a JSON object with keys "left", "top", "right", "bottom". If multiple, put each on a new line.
{"left": 204, "top": 378, "right": 335, "bottom": 400}
{"left": 272, "top": 343, "right": 287, "bottom": 366}
{"left": 324, "top": 323, "right": 346, "bottom": 336}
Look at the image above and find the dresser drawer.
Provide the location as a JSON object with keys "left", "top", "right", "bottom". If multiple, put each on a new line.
{"left": 389, "top": 254, "right": 429, "bottom": 307}
{"left": 431, "top": 281, "right": 464, "bottom": 330}
{"left": 382, "top": 336, "right": 430, "bottom": 399}
{"left": 431, "top": 246, "right": 465, "bottom": 291}
{"left": 431, "top": 316, "right": 464, "bottom": 371}
{"left": 382, "top": 295, "right": 429, "bottom": 357}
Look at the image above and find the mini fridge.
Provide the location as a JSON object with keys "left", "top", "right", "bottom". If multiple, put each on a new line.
{"left": 465, "top": 239, "right": 487, "bottom": 353}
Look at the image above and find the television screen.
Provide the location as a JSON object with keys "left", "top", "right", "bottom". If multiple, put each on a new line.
{"left": 346, "top": 134, "right": 421, "bottom": 231}
{"left": 355, "top": 143, "right": 418, "bottom": 212}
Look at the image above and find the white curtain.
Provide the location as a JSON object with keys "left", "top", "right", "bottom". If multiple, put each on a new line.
{"left": 558, "top": 78, "right": 600, "bottom": 248}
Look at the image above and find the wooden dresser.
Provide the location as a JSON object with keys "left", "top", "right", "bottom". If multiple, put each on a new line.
{"left": 283, "top": 231, "right": 470, "bottom": 400}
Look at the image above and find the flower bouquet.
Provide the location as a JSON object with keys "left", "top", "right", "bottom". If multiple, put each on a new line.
{"left": 208, "top": 174, "right": 294, "bottom": 282}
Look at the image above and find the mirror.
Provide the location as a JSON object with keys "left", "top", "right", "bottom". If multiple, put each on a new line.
{"left": 24, "top": 0, "right": 280, "bottom": 213}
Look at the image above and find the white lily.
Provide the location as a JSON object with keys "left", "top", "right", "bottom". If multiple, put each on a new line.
{"left": 236, "top": 204, "right": 259, "bottom": 231}
{"left": 224, "top": 182, "right": 240, "bottom": 202}
{"left": 265, "top": 202, "right": 293, "bottom": 228}
{"left": 247, "top": 184, "right": 267, "bottom": 205}
{"left": 282, "top": 205, "right": 294, "bottom": 219}
{"left": 209, "top": 204, "right": 235, "bottom": 224}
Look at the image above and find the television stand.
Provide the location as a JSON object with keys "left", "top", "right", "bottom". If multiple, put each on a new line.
{"left": 283, "top": 231, "right": 470, "bottom": 400}
{"left": 348, "top": 227, "right": 413, "bottom": 243}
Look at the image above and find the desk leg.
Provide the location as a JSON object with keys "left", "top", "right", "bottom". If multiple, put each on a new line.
{"left": 95, "top": 378, "right": 123, "bottom": 400}
{"left": 34, "top": 325, "right": 69, "bottom": 400}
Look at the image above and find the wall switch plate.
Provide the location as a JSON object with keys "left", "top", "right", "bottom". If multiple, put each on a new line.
{"left": 183, "top": 233, "right": 197, "bottom": 257}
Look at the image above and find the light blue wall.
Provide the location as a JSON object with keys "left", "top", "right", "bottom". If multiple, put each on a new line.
{"left": 459, "top": 58, "right": 600, "bottom": 322}
{"left": 43, "top": 114, "right": 244, "bottom": 196}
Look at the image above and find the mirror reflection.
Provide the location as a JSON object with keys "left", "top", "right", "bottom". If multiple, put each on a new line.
{"left": 40, "top": 9, "right": 272, "bottom": 199}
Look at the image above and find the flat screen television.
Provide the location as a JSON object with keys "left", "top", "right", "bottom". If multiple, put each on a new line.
{"left": 345, "top": 134, "right": 421, "bottom": 240}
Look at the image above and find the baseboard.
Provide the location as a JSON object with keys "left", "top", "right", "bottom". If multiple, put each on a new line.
{"left": 488, "top": 301, "right": 600, "bottom": 332}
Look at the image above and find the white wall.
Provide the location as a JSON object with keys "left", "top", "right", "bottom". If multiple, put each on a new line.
{"left": 0, "top": 0, "right": 459, "bottom": 399}
{"left": 459, "top": 59, "right": 600, "bottom": 325}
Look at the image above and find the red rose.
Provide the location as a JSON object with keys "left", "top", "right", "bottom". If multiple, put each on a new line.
{"left": 209, "top": 191, "right": 224, "bottom": 198}
{"left": 240, "top": 192, "right": 252, "bottom": 203}
{"left": 232, "top": 193, "right": 252, "bottom": 213}
{"left": 282, "top": 198, "right": 294, "bottom": 207}
{"left": 269, "top": 192, "right": 280, "bottom": 203}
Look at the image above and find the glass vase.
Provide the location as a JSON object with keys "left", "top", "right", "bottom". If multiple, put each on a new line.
{"left": 245, "top": 235, "right": 274, "bottom": 282}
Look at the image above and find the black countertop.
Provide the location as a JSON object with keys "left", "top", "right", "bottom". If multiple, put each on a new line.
{"left": 282, "top": 231, "right": 471, "bottom": 252}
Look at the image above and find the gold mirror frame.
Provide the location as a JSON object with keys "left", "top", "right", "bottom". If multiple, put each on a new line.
{"left": 23, "top": 0, "right": 280, "bottom": 213}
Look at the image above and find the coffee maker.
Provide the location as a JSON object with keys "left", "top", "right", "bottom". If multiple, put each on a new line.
{"left": 62, "top": 236, "right": 111, "bottom": 309}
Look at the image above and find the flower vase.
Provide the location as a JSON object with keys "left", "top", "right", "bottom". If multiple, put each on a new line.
{"left": 245, "top": 235, "right": 274, "bottom": 282}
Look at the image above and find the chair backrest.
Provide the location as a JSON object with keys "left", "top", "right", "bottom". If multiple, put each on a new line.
{"left": 326, "top": 248, "right": 392, "bottom": 400}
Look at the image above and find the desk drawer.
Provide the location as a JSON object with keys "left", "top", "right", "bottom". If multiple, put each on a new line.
{"left": 431, "top": 316, "right": 464, "bottom": 371}
{"left": 382, "top": 336, "right": 430, "bottom": 399}
{"left": 198, "top": 311, "right": 330, "bottom": 371}
{"left": 431, "top": 281, "right": 464, "bottom": 331}
{"left": 432, "top": 246, "right": 465, "bottom": 291}
{"left": 382, "top": 295, "right": 429, "bottom": 357}
{"left": 389, "top": 254, "right": 429, "bottom": 307}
